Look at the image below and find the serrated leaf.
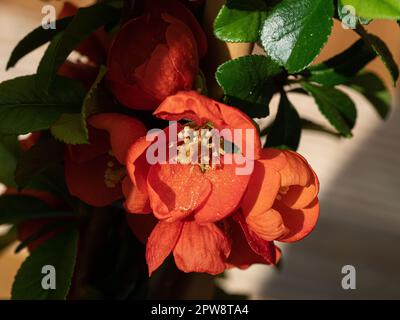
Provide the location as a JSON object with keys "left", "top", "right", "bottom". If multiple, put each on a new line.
{"left": 307, "top": 39, "right": 376, "bottom": 86}
{"left": 36, "top": 3, "right": 120, "bottom": 92}
{"left": 345, "top": 72, "right": 391, "bottom": 119}
{"left": 50, "top": 114, "right": 88, "bottom": 145}
{"left": 340, "top": 0, "right": 400, "bottom": 20}
{"left": 301, "top": 82, "right": 357, "bottom": 137}
{"left": 0, "top": 194, "right": 74, "bottom": 225}
{"left": 265, "top": 91, "right": 301, "bottom": 150}
{"left": 301, "top": 118, "right": 341, "bottom": 138}
{"left": 356, "top": 25, "right": 399, "bottom": 86}
{"left": 261, "top": 0, "right": 334, "bottom": 73}
{"left": 12, "top": 228, "right": 78, "bottom": 300}
{"left": 214, "top": 0, "right": 270, "bottom": 42}
{"left": 216, "top": 55, "right": 283, "bottom": 118}
{"left": 0, "top": 75, "right": 85, "bottom": 134}
{"left": 6, "top": 17, "right": 72, "bottom": 70}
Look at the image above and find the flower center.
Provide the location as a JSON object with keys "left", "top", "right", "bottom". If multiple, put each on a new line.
{"left": 104, "top": 156, "right": 126, "bottom": 188}
{"left": 171, "top": 123, "right": 225, "bottom": 172}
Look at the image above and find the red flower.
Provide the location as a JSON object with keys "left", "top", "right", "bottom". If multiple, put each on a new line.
{"left": 107, "top": 0, "right": 206, "bottom": 110}
{"left": 125, "top": 91, "right": 261, "bottom": 275}
{"left": 241, "top": 149, "right": 320, "bottom": 243}
{"left": 65, "top": 113, "right": 146, "bottom": 207}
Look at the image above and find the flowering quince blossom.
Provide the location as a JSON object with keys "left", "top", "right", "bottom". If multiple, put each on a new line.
{"left": 241, "top": 149, "right": 320, "bottom": 243}
{"left": 125, "top": 90, "right": 270, "bottom": 275}
{"left": 106, "top": 0, "right": 207, "bottom": 110}
{"left": 125, "top": 91, "right": 320, "bottom": 275}
{"left": 65, "top": 113, "right": 146, "bottom": 207}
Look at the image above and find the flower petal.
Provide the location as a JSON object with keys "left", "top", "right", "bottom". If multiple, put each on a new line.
{"left": 233, "top": 212, "right": 278, "bottom": 264}
{"left": 276, "top": 198, "right": 320, "bottom": 243}
{"left": 173, "top": 221, "right": 230, "bottom": 275}
{"left": 241, "top": 159, "right": 281, "bottom": 219}
{"left": 66, "top": 127, "right": 110, "bottom": 164}
{"left": 144, "top": 0, "right": 207, "bottom": 57}
{"left": 65, "top": 152, "right": 122, "bottom": 207}
{"left": 146, "top": 220, "right": 183, "bottom": 276}
{"left": 147, "top": 164, "right": 212, "bottom": 221}
{"left": 88, "top": 113, "right": 147, "bottom": 164}
{"left": 194, "top": 163, "right": 250, "bottom": 223}
{"left": 122, "top": 177, "right": 151, "bottom": 214}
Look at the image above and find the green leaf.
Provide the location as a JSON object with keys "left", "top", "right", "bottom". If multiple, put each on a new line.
{"left": 265, "top": 91, "right": 301, "bottom": 150}
{"left": 12, "top": 228, "right": 78, "bottom": 300}
{"left": 261, "top": 0, "right": 334, "bottom": 73}
{"left": 0, "top": 225, "right": 17, "bottom": 253}
{"left": 50, "top": 114, "right": 88, "bottom": 145}
{"left": 6, "top": 17, "right": 72, "bottom": 70}
{"left": 0, "top": 75, "right": 85, "bottom": 134}
{"left": 301, "top": 82, "right": 357, "bottom": 137}
{"left": 340, "top": 0, "right": 400, "bottom": 19}
{"left": 216, "top": 55, "right": 283, "bottom": 118}
{"left": 0, "top": 194, "right": 74, "bottom": 225}
{"left": 345, "top": 72, "right": 391, "bottom": 119}
{"left": 0, "top": 135, "right": 20, "bottom": 186}
{"left": 307, "top": 39, "right": 376, "bottom": 86}
{"left": 15, "top": 138, "right": 64, "bottom": 189}
{"left": 36, "top": 3, "right": 120, "bottom": 92}
{"left": 214, "top": 0, "right": 270, "bottom": 42}
{"left": 301, "top": 118, "right": 341, "bottom": 138}
{"left": 356, "top": 25, "right": 399, "bottom": 86}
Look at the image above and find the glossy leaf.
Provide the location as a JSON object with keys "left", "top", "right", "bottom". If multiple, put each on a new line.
{"left": 214, "top": 0, "right": 270, "bottom": 42}
{"left": 301, "top": 82, "right": 357, "bottom": 137}
{"left": 261, "top": 0, "right": 334, "bottom": 73}
{"left": 340, "top": 0, "right": 400, "bottom": 19}
{"left": 356, "top": 25, "right": 399, "bottom": 86}
{"left": 6, "top": 17, "right": 72, "bottom": 70}
{"left": 216, "top": 55, "right": 283, "bottom": 118}
{"left": 0, "top": 75, "right": 85, "bottom": 134}
{"left": 265, "top": 91, "right": 301, "bottom": 150}
{"left": 307, "top": 39, "right": 376, "bottom": 86}
{"left": 345, "top": 72, "right": 391, "bottom": 119}
{"left": 36, "top": 3, "right": 120, "bottom": 92}
{"left": 0, "top": 135, "right": 20, "bottom": 186}
{"left": 12, "top": 228, "right": 78, "bottom": 300}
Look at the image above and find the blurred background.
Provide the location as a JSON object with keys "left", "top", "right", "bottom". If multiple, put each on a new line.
{"left": 0, "top": 0, "right": 399, "bottom": 299}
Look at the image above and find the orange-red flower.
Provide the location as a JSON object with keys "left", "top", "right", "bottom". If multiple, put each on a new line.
{"left": 124, "top": 91, "right": 263, "bottom": 275}
{"left": 106, "top": 0, "right": 206, "bottom": 110}
{"left": 65, "top": 113, "right": 146, "bottom": 207}
{"left": 241, "top": 149, "right": 320, "bottom": 243}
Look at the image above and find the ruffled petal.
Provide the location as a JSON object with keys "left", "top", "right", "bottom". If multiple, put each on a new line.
{"left": 276, "top": 198, "right": 320, "bottom": 243}
{"left": 146, "top": 220, "right": 183, "bottom": 276}
{"left": 88, "top": 113, "right": 147, "bottom": 164}
{"left": 147, "top": 164, "right": 212, "bottom": 221}
{"left": 173, "top": 221, "right": 230, "bottom": 275}
{"left": 241, "top": 159, "right": 281, "bottom": 219}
